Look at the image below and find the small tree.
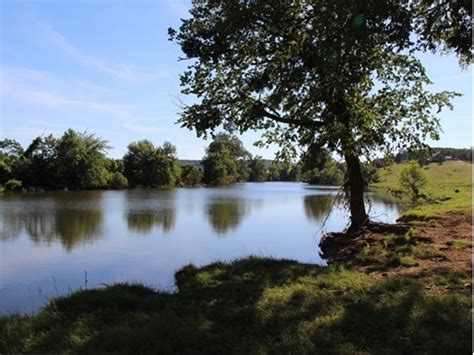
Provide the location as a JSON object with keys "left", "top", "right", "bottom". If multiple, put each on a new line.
{"left": 399, "top": 161, "right": 427, "bottom": 202}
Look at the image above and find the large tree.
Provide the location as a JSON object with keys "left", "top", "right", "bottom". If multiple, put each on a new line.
{"left": 170, "top": 0, "right": 458, "bottom": 230}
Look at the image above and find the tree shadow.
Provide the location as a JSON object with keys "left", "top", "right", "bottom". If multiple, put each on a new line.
{"left": 2, "top": 258, "right": 470, "bottom": 354}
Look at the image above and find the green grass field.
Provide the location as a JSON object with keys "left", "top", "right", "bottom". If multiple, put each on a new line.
{"left": 373, "top": 160, "right": 472, "bottom": 218}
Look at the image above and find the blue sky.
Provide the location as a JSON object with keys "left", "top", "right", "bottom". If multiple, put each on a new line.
{"left": 1, "top": 0, "right": 471, "bottom": 159}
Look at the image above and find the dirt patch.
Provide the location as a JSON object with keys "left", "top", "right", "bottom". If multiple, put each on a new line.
{"left": 320, "top": 212, "right": 472, "bottom": 287}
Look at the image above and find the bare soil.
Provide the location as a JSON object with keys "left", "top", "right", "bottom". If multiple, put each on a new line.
{"left": 320, "top": 212, "right": 472, "bottom": 289}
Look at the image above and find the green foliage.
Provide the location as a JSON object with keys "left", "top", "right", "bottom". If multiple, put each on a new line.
{"left": 1, "top": 257, "right": 470, "bottom": 354}
{"left": 300, "top": 145, "right": 344, "bottom": 185}
{"left": 21, "top": 135, "right": 59, "bottom": 188}
{"left": 202, "top": 151, "right": 238, "bottom": 185}
{"left": 270, "top": 161, "right": 300, "bottom": 182}
{"left": 108, "top": 172, "right": 128, "bottom": 190}
{"left": 399, "top": 161, "right": 428, "bottom": 202}
{"left": 123, "top": 140, "right": 180, "bottom": 187}
{"left": 179, "top": 164, "right": 203, "bottom": 186}
{"left": 105, "top": 159, "right": 125, "bottom": 174}
{"left": 202, "top": 134, "right": 249, "bottom": 185}
{"left": 4, "top": 179, "right": 23, "bottom": 192}
{"left": 412, "top": 0, "right": 472, "bottom": 65}
{"left": 248, "top": 156, "right": 267, "bottom": 182}
{"left": 266, "top": 161, "right": 281, "bottom": 181}
{"left": 302, "top": 162, "right": 344, "bottom": 186}
{"left": 361, "top": 162, "right": 380, "bottom": 185}
{"left": 171, "top": 0, "right": 457, "bottom": 162}
{"left": 55, "top": 129, "right": 110, "bottom": 189}
{"left": 0, "top": 139, "right": 24, "bottom": 185}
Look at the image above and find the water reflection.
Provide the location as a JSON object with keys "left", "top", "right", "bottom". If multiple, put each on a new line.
{"left": 0, "top": 192, "right": 104, "bottom": 251}
{"left": 206, "top": 198, "right": 247, "bottom": 234}
{"left": 303, "top": 195, "right": 335, "bottom": 222}
{"left": 366, "top": 192, "right": 404, "bottom": 219}
{"left": 124, "top": 189, "right": 176, "bottom": 233}
{"left": 205, "top": 194, "right": 265, "bottom": 235}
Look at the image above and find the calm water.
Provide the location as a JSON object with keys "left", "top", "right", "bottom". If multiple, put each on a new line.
{"left": 0, "top": 182, "right": 401, "bottom": 314}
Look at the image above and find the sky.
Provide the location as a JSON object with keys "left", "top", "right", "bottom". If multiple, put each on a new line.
{"left": 0, "top": 0, "right": 472, "bottom": 160}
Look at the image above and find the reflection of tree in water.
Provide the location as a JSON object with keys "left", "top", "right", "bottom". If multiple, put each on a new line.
{"left": 53, "top": 208, "right": 103, "bottom": 250}
{"left": 206, "top": 197, "right": 252, "bottom": 235}
{"left": 127, "top": 210, "right": 175, "bottom": 232}
{"left": 0, "top": 191, "right": 104, "bottom": 251}
{"left": 125, "top": 189, "right": 176, "bottom": 233}
{"left": 365, "top": 192, "right": 404, "bottom": 216}
{"left": 0, "top": 212, "right": 23, "bottom": 242}
{"left": 304, "top": 195, "right": 334, "bottom": 222}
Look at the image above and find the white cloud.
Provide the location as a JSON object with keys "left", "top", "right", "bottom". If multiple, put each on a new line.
{"left": 36, "top": 22, "right": 169, "bottom": 83}
{"left": 0, "top": 66, "right": 133, "bottom": 117}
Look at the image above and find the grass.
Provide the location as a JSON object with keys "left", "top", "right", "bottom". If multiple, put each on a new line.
{"left": 0, "top": 257, "right": 471, "bottom": 354}
{"left": 353, "top": 229, "right": 446, "bottom": 269}
{"left": 450, "top": 239, "right": 472, "bottom": 249}
{"left": 373, "top": 161, "right": 472, "bottom": 218}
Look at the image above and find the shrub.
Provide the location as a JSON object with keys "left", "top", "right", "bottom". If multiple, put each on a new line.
{"left": 108, "top": 172, "right": 128, "bottom": 189}
{"left": 399, "top": 161, "right": 427, "bottom": 202}
{"left": 4, "top": 179, "right": 23, "bottom": 192}
{"left": 180, "top": 164, "right": 203, "bottom": 186}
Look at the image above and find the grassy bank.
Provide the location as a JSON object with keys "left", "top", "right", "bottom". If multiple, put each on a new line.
{"left": 373, "top": 160, "right": 472, "bottom": 218}
{"left": 0, "top": 257, "right": 470, "bottom": 354}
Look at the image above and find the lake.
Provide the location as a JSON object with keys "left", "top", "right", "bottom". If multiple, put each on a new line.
{"left": 0, "top": 182, "right": 401, "bottom": 314}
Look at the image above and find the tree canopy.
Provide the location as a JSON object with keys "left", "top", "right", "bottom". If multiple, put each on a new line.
{"left": 202, "top": 133, "right": 249, "bottom": 185}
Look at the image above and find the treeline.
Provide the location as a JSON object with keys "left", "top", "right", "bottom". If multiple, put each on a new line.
{"left": 0, "top": 129, "right": 345, "bottom": 192}
{"left": 394, "top": 147, "right": 472, "bottom": 163}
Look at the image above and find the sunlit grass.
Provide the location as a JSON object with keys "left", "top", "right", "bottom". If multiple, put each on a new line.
{"left": 374, "top": 161, "right": 472, "bottom": 218}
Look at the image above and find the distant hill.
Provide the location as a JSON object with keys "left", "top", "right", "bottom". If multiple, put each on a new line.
{"left": 178, "top": 160, "right": 202, "bottom": 167}
{"left": 394, "top": 147, "right": 472, "bottom": 163}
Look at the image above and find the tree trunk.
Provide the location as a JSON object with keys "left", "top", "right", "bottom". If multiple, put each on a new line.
{"left": 344, "top": 154, "right": 368, "bottom": 231}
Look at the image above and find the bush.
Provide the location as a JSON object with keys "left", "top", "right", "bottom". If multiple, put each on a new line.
{"left": 399, "top": 161, "right": 427, "bottom": 202}
{"left": 5, "top": 179, "right": 23, "bottom": 192}
{"left": 108, "top": 172, "right": 128, "bottom": 189}
{"left": 180, "top": 164, "right": 203, "bottom": 186}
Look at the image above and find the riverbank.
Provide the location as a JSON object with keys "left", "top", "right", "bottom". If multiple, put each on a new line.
{"left": 0, "top": 162, "right": 471, "bottom": 353}
{"left": 1, "top": 252, "right": 470, "bottom": 353}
